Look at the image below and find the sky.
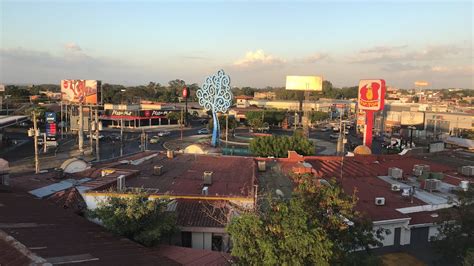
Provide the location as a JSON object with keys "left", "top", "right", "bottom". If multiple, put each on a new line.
{"left": 1, "top": 0, "right": 473, "bottom": 89}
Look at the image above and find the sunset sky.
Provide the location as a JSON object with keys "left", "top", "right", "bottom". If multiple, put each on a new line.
{"left": 1, "top": 1, "right": 472, "bottom": 89}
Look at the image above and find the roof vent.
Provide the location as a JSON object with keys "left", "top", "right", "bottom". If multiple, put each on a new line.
{"left": 203, "top": 171, "right": 213, "bottom": 185}
{"left": 460, "top": 166, "right": 474, "bottom": 176}
{"left": 391, "top": 184, "right": 401, "bottom": 191}
{"left": 413, "top": 164, "right": 430, "bottom": 176}
{"left": 258, "top": 161, "right": 266, "bottom": 172}
{"left": 424, "top": 179, "right": 441, "bottom": 192}
{"left": 388, "top": 167, "right": 403, "bottom": 179}
{"left": 117, "top": 175, "right": 126, "bottom": 192}
{"left": 202, "top": 186, "right": 209, "bottom": 195}
{"left": 154, "top": 165, "right": 164, "bottom": 176}
{"left": 375, "top": 197, "right": 385, "bottom": 206}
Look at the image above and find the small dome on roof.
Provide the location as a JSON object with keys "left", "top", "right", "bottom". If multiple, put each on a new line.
{"left": 353, "top": 145, "right": 372, "bottom": 155}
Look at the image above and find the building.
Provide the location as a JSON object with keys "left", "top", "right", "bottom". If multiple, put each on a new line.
{"left": 77, "top": 152, "right": 257, "bottom": 251}
{"left": 255, "top": 150, "right": 473, "bottom": 251}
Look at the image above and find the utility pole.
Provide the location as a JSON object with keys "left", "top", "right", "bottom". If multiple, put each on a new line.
{"left": 60, "top": 101, "right": 63, "bottom": 139}
{"left": 32, "top": 111, "right": 40, "bottom": 174}
{"left": 43, "top": 133, "right": 47, "bottom": 153}
{"left": 120, "top": 118, "right": 124, "bottom": 157}
{"left": 65, "top": 103, "right": 68, "bottom": 133}
{"left": 78, "top": 102, "right": 84, "bottom": 155}
{"left": 180, "top": 107, "right": 184, "bottom": 140}
{"left": 89, "top": 107, "right": 93, "bottom": 155}
{"left": 95, "top": 107, "right": 100, "bottom": 161}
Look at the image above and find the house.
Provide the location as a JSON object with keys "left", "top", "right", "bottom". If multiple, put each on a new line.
{"left": 255, "top": 151, "right": 473, "bottom": 250}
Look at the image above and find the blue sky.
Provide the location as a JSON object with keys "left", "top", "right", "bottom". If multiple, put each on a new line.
{"left": 1, "top": 1, "right": 472, "bottom": 89}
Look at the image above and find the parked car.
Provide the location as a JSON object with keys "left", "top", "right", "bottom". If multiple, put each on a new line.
{"left": 88, "top": 134, "right": 105, "bottom": 140}
{"left": 330, "top": 133, "right": 340, "bottom": 139}
{"left": 332, "top": 127, "right": 340, "bottom": 132}
{"left": 157, "top": 131, "right": 171, "bottom": 137}
{"left": 320, "top": 127, "right": 330, "bottom": 132}
{"left": 197, "top": 128, "right": 210, "bottom": 134}
{"left": 106, "top": 134, "right": 121, "bottom": 141}
{"left": 149, "top": 136, "right": 160, "bottom": 144}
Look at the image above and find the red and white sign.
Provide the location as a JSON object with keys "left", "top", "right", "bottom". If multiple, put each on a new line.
{"left": 358, "top": 79, "right": 386, "bottom": 111}
{"left": 61, "top": 80, "right": 101, "bottom": 104}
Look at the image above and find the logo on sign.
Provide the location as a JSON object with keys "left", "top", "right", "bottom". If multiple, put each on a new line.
{"left": 358, "top": 80, "right": 386, "bottom": 111}
{"left": 111, "top": 110, "right": 133, "bottom": 116}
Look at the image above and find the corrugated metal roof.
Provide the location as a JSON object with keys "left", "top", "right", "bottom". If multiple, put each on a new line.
{"left": 28, "top": 178, "right": 91, "bottom": 198}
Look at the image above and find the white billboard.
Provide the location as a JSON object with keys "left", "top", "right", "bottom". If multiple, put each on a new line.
{"left": 286, "top": 76, "right": 323, "bottom": 91}
{"left": 401, "top": 111, "right": 424, "bottom": 126}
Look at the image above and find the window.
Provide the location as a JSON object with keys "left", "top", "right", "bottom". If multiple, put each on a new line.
{"left": 181, "top": 231, "right": 192, "bottom": 248}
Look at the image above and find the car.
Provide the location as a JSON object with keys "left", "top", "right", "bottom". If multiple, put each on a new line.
{"left": 149, "top": 136, "right": 160, "bottom": 144}
{"left": 330, "top": 133, "right": 340, "bottom": 139}
{"left": 88, "top": 134, "right": 105, "bottom": 140}
{"left": 197, "top": 128, "right": 210, "bottom": 134}
{"left": 332, "top": 127, "right": 340, "bottom": 132}
{"left": 320, "top": 127, "right": 330, "bottom": 132}
{"left": 157, "top": 131, "right": 171, "bottom": 137}
{"left": 106, "top": 134, "right": 121, "bottom": 141}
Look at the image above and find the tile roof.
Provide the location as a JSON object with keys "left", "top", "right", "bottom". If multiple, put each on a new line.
{"left": 115, "top": 153, "right": 257, "bottom": 198}
{"left": 176, "top": 200, "right": 228, "bottom": 228}
{"left": 156, "top": 245, "right": 232, "bottom": 265}
{"left": 272, "top": 153, "right": 466, "bottom": 222}
{"left": 0, "top": 190, "right": 179, "bottom": 265}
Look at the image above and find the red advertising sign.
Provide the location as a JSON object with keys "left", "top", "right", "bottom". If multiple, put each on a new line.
{"left": 358, "top": 79, "right": 386, "bottom": 111}
{"left": 61, "top": 80, "right": 101, "bottom": 104}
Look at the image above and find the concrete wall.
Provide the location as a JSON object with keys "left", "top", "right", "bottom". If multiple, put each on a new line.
{"left": 373, "top": 219, "right": 411, "bottom": 247}
{"left": 428, "top": 225, "right": 441, "bottom": 241}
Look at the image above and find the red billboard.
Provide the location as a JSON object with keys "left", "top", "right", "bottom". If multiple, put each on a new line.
{"left": 358, "top": 79, "right": 386, "bottom": 111}
{"left": 61, "top": 80, "right": 101, "bottom": 104}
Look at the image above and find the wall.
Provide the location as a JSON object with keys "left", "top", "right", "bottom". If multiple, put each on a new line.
{"left": 373, "top": 219, "right": 411, "bottom": 247}
{"left": 428, "top": 225, "right": 441, "bottom": 241}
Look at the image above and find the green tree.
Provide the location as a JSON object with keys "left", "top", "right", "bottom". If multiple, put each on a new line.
{"left": 309, "top": 111, "right": 329, "bottom": 123}
{"left": 432, "top": 187, "right": 474, "bottom": 264}
{"left": 227, "top": 175, "right": 384, "bottom": 265}
{"left": 249, "top": 134, "right": 314, "bottom": 158}
{"left": 88, "top": 192, "right": 176, "bottom": 247}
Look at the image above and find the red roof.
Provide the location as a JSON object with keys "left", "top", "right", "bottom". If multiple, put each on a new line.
{"left": 0, "top": 190, "right": 179, "bottom": 265}
{"left": 176, "top": 200, "right": 228, "bottom": 228}
{"left": 156, "top": 245, "right": 232, "bottom": 265}
{"left": 119, "top": 154, "right": 257, "bottom": 198}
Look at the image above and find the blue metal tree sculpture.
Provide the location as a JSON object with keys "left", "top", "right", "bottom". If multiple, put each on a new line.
{"left": 196, "top": 70, "right": 233, "bottom": 147}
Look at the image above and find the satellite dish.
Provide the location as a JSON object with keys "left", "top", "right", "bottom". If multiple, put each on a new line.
{"left": 60, "top": 158, "right": 89, "bottom": 174}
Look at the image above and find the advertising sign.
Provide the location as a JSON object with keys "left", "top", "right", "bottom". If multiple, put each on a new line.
{"left": 414, "top": 81, "right": 429, "bottom": 87}
{"left": 286, "top": 76, "right": 323, "bottom": 91}
{"left": 357, "top": 110, "right": 366, "bottom": 126}
{"left": 358, "top": 79, "right": 386, "bottom": 111}
{"left": 400, "top": 111, "right": 424, "bottom": 126}
{"left": 61, "top": 80, "right": 101, "bottom": 104}
{"left": 45, "top": 112, "right": 57, "bottom": 138}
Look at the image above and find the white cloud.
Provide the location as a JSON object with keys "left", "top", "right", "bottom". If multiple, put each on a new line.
{"left": 296, "top": 53, "right": 329, "bottom": 64}
{"left": 233, "top": 49, "right": 285, "bottom": 67}
{"left": 64, "top": 42, "right": 82, "bottom": 52}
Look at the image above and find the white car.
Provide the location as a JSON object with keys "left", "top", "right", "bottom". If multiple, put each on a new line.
{"left": 149, "top": 136, "right": 160, "bottom": 144}
{"left": 157, "top": 131, "right": 171, "bottom": 137}
{"left": 197, "top": 128, "right": 210, "bottom": 134}
{"left": 330, "top": 133, "right": 340, "bottom": 139}
{"left": 320, "top": 127, "right": 330, "bottom": 132}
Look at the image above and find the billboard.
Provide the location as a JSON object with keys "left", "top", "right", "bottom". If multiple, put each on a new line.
{"left": 286, "top": 76, "right": 323, "bottom": 91}
{"left": 414, "top": 81, "right": 429, "bottom": 87}
{"left": 358, "top": 79, "right": 386, "bottom": 111}
{"left": 61, "top": 80, "right": 101, "bottom": 104}
{"left": 401, "top": 111, "right": 424, "bottom": 129}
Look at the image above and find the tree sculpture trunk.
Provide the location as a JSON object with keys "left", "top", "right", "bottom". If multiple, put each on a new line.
{"left": 212, "top": 111, "right": 219, "bottom": 147}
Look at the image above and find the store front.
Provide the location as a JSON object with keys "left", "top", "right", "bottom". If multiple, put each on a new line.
{"left": 101, "top": 108, "right": 180, "bottom": 129}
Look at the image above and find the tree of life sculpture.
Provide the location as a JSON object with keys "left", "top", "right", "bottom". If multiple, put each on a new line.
{"left": 196, "top": 70, "right": 233, "bottom": 147}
